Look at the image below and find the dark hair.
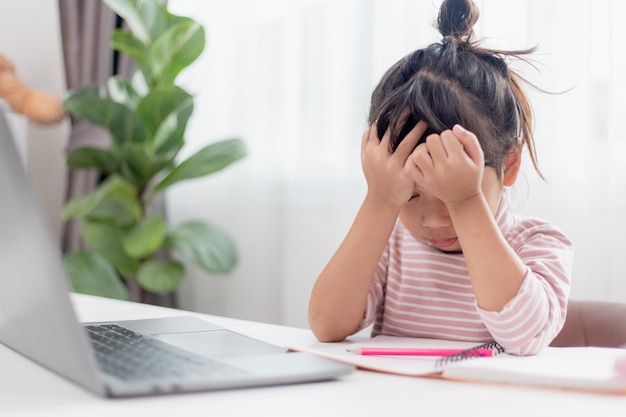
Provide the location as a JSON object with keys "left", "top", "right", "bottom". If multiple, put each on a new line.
{"left": 368, "top": 0, "right": 542, "bottom": 178}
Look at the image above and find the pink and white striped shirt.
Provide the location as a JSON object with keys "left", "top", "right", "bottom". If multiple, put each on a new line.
{"left": 358, "top": 198, "right": 573, "bottom": 355}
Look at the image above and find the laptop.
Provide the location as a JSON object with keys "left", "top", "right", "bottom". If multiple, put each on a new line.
{"left": 0, "top": 111, "right": 354, "bottom": 397}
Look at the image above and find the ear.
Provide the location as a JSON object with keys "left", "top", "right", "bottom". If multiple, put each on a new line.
{"left": 503, "top": 143, "right": 522, "bottom": 186}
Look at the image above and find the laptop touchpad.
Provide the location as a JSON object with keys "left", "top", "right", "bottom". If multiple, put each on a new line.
{"left": 154, "top": 330, "right": 288, "bottom": 358}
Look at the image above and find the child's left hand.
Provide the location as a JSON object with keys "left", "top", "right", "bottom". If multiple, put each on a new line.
{"left": 405, "top": 124, "right": 485, "bottom": 207}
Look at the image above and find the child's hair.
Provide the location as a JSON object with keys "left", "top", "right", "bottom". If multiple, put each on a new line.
{"left": 368, "top": 0, "right": 542, "bottom": 179}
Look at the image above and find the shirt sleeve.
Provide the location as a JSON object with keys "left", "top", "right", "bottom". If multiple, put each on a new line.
{"left": 477, "top": 222, "right": 574, "bottom": 355}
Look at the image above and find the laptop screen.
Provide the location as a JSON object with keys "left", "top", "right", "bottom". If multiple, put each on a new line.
{"left": 0, "top": 111, "right": 105, "bottom": 395}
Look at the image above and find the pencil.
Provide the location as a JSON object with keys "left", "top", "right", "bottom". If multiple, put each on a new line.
{"left": 347, "top": 347, "right": 495, "bottom": 357}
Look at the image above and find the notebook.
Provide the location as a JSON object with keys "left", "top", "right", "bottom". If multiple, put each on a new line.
{"left": 290, "top": 335, "right": 626, "bottom": 394}
{"left": 441, "top": 346, "right": 626, "bottom": 393}
{"left": 289, "top": 335, "right": 504, "bottom": 376}
{"left": 0, "top": 110, "right": 354, "bottom": 397}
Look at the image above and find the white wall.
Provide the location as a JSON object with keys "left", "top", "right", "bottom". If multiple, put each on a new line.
{"left": 0, "top": 0, "right": 69, "bottom": 241}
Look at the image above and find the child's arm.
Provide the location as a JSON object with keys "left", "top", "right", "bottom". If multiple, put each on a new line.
{"left": 407, "top": 124, "right": 526, "bottom": 311}
{"left": 447, "top": 188, "right": 526, "bottom": 311}
{"left": 407, "top": 124, "right": 572, "bottom": 354}
{"left": 308, "top": 122, "right": 425, "bottom": 342}
{"left": 307, "top": 195, "right": 398, "bottom": 342}
{"left": 478, "top": 222, "right": 572, "bottom": 354}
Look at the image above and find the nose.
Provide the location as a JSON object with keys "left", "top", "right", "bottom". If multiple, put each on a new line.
{"left": 421, "top": 196, "right": 452, "bottom": 229}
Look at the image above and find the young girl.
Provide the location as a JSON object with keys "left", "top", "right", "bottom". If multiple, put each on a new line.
{"left": 308, "top": 0, "right": 573, "bottom": 356}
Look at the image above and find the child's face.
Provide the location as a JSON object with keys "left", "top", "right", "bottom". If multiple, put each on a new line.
{"left": 398, "top": 166, "right": 503, "bottom": 253}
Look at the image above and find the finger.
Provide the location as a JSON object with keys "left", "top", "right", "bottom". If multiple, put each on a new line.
{"left": 369, "top": 121, "right": 381, "bottom": 143}
{"left": 452, "top": 124, "right": 484, "bottom": 164}
{"left": 425, "top": 133, "right": 447, "bottom": 162}
{"left": 379, "top": 124, "right": 392, "bottom": 152}
{"left": 404, "top": 158, "right": 424, "bottom": 185}
{"left": 395, "top": 120, "right": 428, "bottom": 160}
{"left": 439, "top": 129, "right": 465, "bottom": 158}
{"left": 409, "top": 142, "right": 434, "bottom": 172}
{"left": 361, "top": 123, "right": 380, "bottom": 153}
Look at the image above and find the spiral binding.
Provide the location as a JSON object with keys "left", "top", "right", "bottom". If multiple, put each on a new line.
{"left": 435, "top": 340, "right": 505, "bottom": 368}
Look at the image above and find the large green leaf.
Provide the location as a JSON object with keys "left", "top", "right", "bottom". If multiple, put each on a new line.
{"left": 66, "top": 147, "right": 118, "bottom": 174}
{"left": 165, "top": 221, "right": 238, "bottom": 273}
{"left": 154, "top": 138, "right": 247, "bottom": 192}
{"left": 61, "top": 175, "right": 140, "bottom": 221}
{"left": 104, "top": 0, "right": 166, "bottom": 44}
{"left": 81, "top": 219, "right": 140, "bottom": 277}
{"left": 137, "top": 259, "right": 184, "bottom": 294}
{"left": 115, "top": 145, "right": 173, "bottom": 188}
{"left": 107, "top": 76, "right": 141, "bottom": 110}
{"left": 110, "top": 30, "right": 147, "bottom": 68}
{"left": 151, "top": 110, "right": 183, "bottom": 155}
{"left": 63, "top": 251, "right": 131, "bottom": 300}
{"left": 131, "top": 70, "right": 149, "bottom": 97}
{"left": 136, "top": 87, "right": 192, "bottom": 150}
{"left": 163, "top": 8, "right": 192, "bottom": 29}
{"left": 62, "top": 194, "right": 98, "bottom": 221}
{"left": 82, "top": 175, "right": 142, "bottom": 226}
{"left": 88, "top": 194, "right": 142, "bottom": 228}
{"left": 117, "top": 143, "right": 156, "bottom": 187}
{"left": 100, "top": 174, "right": 138, "bottom": 194}
{"left": 148, "top": 20, "right": 205, "bottom": 86}
{"left": 63, "top": 92, "right": 147, "bottom": 147}
{"left": 123, "top": 214, "right": 166, "bottom": 259}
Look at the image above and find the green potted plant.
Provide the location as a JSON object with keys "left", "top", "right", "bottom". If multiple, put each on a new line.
{"left": 61, "top": 0, "right": 246, "bottom": 302}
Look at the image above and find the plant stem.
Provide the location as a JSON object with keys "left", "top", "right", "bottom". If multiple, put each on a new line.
{"left": 126, "top": 276, "right": 143, "bottom": 302}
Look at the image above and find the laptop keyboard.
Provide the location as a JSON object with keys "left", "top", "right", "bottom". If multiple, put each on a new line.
{"left": 85, "top": 324, "right": 245, "bottom": 381}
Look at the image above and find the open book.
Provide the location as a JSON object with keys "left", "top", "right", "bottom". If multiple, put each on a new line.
{"left": 289, "top": 335, "right": 626, "bottom": 394}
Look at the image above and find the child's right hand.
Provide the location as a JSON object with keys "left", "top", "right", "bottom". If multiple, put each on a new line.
{"left": 361, "top": 120, "right": 427, "bottom": 209}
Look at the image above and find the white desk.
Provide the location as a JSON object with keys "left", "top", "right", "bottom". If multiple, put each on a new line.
{"left": 2, "top": 294, "right": 625, "bottom": 417}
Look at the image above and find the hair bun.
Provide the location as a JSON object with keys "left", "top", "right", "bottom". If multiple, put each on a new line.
{"left": 437, "top": 0, "right": 479, "bottom": 41}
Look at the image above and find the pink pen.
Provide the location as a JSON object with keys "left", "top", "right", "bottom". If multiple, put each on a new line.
{"left": 347, "top": 347, "right": 495, "bottom": 357}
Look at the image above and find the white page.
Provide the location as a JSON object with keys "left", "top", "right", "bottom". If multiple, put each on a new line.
{"left": 442, "top": 347, "right": 626, "bottom": 392}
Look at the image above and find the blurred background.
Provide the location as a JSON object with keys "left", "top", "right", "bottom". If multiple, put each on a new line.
{"left": 167, "top": 0, "right": 626, "bottom": 328}
{"left": 2, "top": 0, "right": 624, "bottom": 329}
